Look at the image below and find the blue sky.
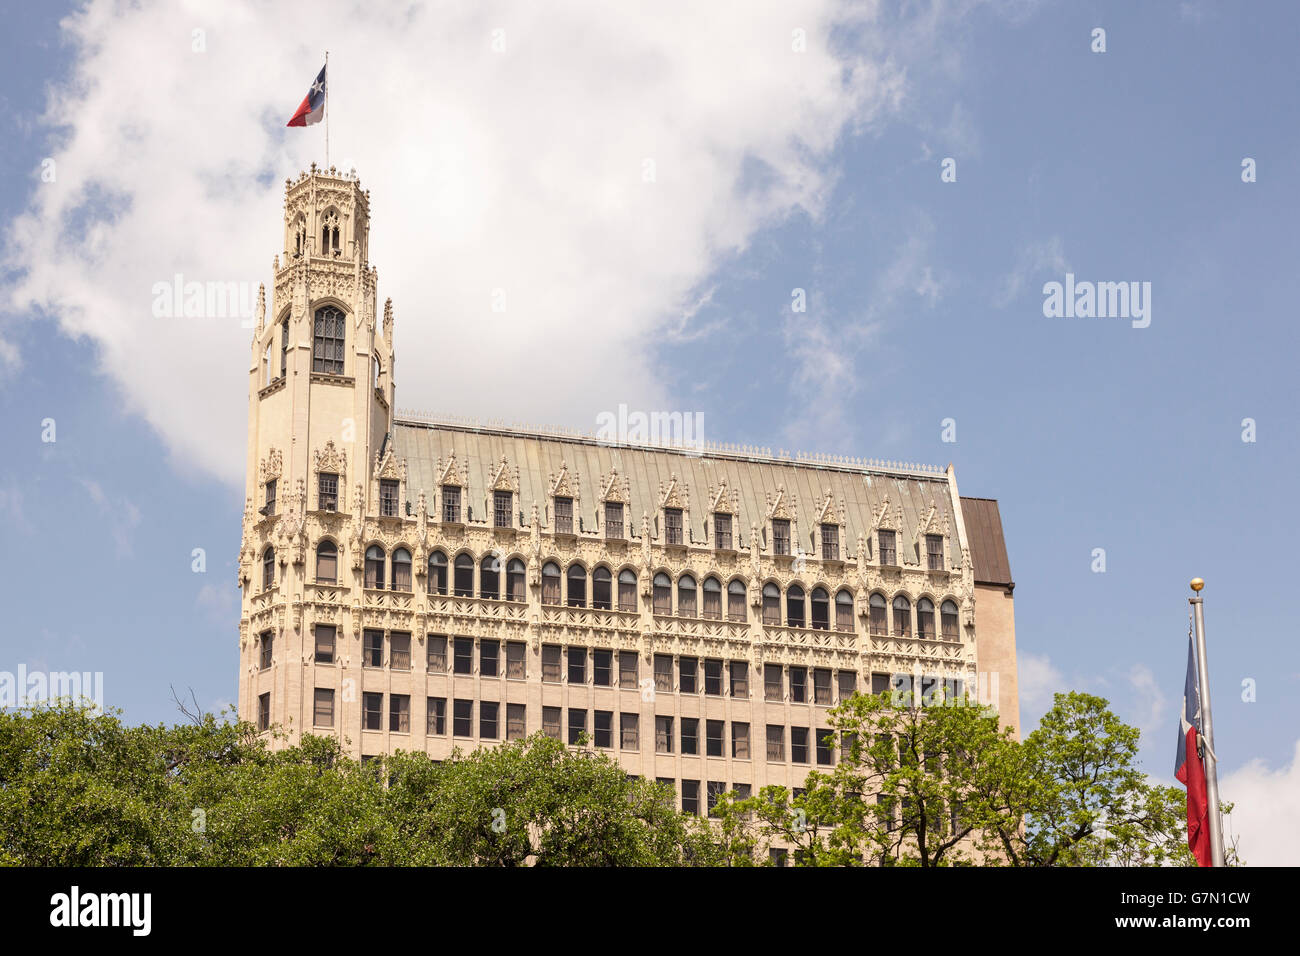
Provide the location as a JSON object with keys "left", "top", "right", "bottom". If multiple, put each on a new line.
{"left": 1, "top": 1, "right": 1297, "bottom": 861}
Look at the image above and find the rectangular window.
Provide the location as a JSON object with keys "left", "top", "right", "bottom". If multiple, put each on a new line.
{"left": 770, "top": 848, "right": 789, "bottom": 867}
{"left": 363, "top": 629, "right": 383, "bottom": 668}
{"left": 594, "top": 710, "right": 613, "bottom": 748}
{"left": 619, "top": 650, "right": 639, "bottom": 687}
{"left": 655, "top": 716, "right": 673, "bottom": 753}
{"left": 789, "top": 666, "right": 807, "bottom": 703}
{"left": 441, "top": 485, "right": 461, "bottom": 523}
{"left": 264, "top": 479, "right": 277, "bottom": 517}
{"left": 389, "top": 694, "right": 410, "bottom": 733}
{"left": 821, "top": 524, "right": 839, "bottom": 560}
{"left": 656, "top": 777, "right": 676, "bottom": 808}
{"left": 838, "top": 670, "right": 857, "bottom": 701}
{"left": 567, "top": 708, "right": 587, "bottom": 745}
{"left": 542, "top": 645, "right": 562, "bottom": 683}
{"left": 479, "top": 701, "right": 499, "bottom": 739}
{"left": 714, "top": 513, "right": 732, "bottom": 550}
{"left": 772, "top": 519, "right": 790, "bottom": 556}
{"left": 871, "top": 672, "right": 891, "bottom": 696}
{"left": 427, "top": 697, "right": 446, "bottom": 735}
{"left": 764, "top": 664, "right": 783, "bottom": 701}
{"left": 542, "top": 706, "right": 561, "bottom": 740}
{"left": 318, "top": 472, "right": 338, "bottom": 512}
{"left": 379, "top": 479, "right": 400, "bottom": 517}
{"left": 567, "top": 647, "right": 587, "bottom": 684}
{"left": 879, "top": 530, "right": 897, "bottom": 566}
{"left": 681, "top": 717, "right": 699, "bottom": 755}
{"left": 707, "top": 781, "right": 726, "bottom": 817}
{"left": 926, "top": 534, "right": 944, "bottom": 571}
{"left": 766, "top": 725, "right": 785, "bottom": 761}
{"left": 679, "top": 657, "right": 698, "bottom": 695}
{"left": 791, "top": 727, "right": 810, "bottom": 764}
{"left": 362, "top": 692, "right": 383, "bottom": 731}
{"left": 681, "top": 779, "right": 700, "bottom": 816}
{"left": 259, "top": 632, "right": 273, "bottom": 670}
{"left": 664, "top": 508, "right": 683, "bottom": 546}
{"left": 453, "top": 637, "right": 473, "bottom": 675}
{"left": 427, "top": 635, "right": 448, "bottom": 672}
{"left": 313, "top": 688, "right": 334, "bottom": 728}
{"left": 706, "top": 719, "right": 724, "bottom": 757}
{"left": 494, "top": 490, "right": 513, "bottom": 528}
{"left": 814, "top": 668, "right": 833, "bottom": 705}
{"left": 390, "top": 632, "right": 411, "bottom": 671}
{"left": 506, "top": 641, "right": 526, "bottom": 679}
{"left": 453, "top": 699, "right": 473, "bottom": 737}
{"left": 506, "top": 703, "right": 526, "bottom": 741}
{"left": 257, "top": 692, "right": 271, "bottom": 731}
{"left": 732, "top": 722, "right": 750, "bottom": 759}
{"left": 593, "top": 648, "right": 612, "bottom": 687}
{"left": 314, "top": 625, "right": 335, "bottom": 664}
{"left": 654, "top": 654, "right": 673, "bottom": 693}
{"left": 554, "top": 496, "right": 573, "bottom": 534}
{"left": 729, "top": 661, "right": 749, "bottom": 698}
{"left": 312, "top": 308, "right": 345, "bottom": 374}
{"left": 816, "top": 728, "right": 835, "bottom": 765}
{"left": 480, "top": 639, "right": 499, "bottom": 678}
{"left": 620, "top": 713, "right": 639, "bottom": 750}
{"left": 703, "top": 659, "right": 723, "bottom": 696}
{"left": 605, "top": 502, "right": 624, "bottom": 540}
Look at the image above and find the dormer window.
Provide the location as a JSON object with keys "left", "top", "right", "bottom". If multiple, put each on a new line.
{"left": 554, "top": 496, "right": 573, "bottom": 534}
{"left": 604, "top": 502, "right": 624, "bottom": 540}
{"left": 821, "top": 524, "right": 840, "bottom": 561}
{"left": 318, "top": 472, "right": 338, "bottom": 512}
{"left": 494, "top": 490, "right": 513, "bottom": 528}
{"left": 772, "top": 519, "right": 790, "bottom": 556}
{"left": 442, "top": 486, "right": 461, "bottom": 523}
{"left": 926, "top": 534, "right": 944, "bottom": 571}
{"left": 379, "top": 479, "right": 400, "bottom": 517}
{"left": 664, "top": 507, "right": 683, "bottom": 546}
{"left": 878, "top": 530, "right": 897, "bottom": 566}
{"left": 312, "top": 306, "right": 345, "bottom": 375}
{"left": 714, "top": 513, "right": 732, "bottom": 550}
{"left": 264, "top": 479, "right": 277, "bottom": 517}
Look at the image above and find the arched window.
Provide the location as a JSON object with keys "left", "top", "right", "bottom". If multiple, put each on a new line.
{"left": 428, "top": 551, "right": 447, "bottom": 595}
{"left": 566, "top": 565, "right": 587, "bottom": 607}
{"left": 810, "top": 587, "right": 830, "bottom": 630}
{"left": 835, "top": 589, "right": 854, "bottom": 631}
{"left": 364, "top": 545, "right": 384, "bottom": 589}
{"left": 869, "top": 593, "right": 887, "bottom": 635}
{"left": 893, "top": 595, "right": 912, "bottom": 638}
{"left": 321, "top": 208, "right": 341, "bottom": 254}
{"left": 618, "top": 569, "right": 638, "bottom": 612}
{"left": 762, "top": 583, "right": 781, "bottom": 626}
{"left": 702, "top": 576, "right": 722, "bottom": 619}
{"left": 677, "top": 574, "right": 697, "bottom": 618}
{"left": 454, "top": 554, "right": 474, "bottom": 597}
{"left": 653, "top": 573, "right": 672, "bottom": 615}
{"left": 728, "top": 579, "right": 747, "bottom": 622}
{"left": 917, "top": 597, "right": 936, "bottom": 639}
{"left": 391, "top": 547, "right": 412, "bottom": 592}
{"left": 593, "top": 567, "right": 612, "bottom": 610}
{"left": 542, "top": 561, "right": 561, "bottom": 605}
{"left": 480, "top": 554, "right": 500, "bottom": 600}
{"left": 280, "top": 317, "right": 289, "bottom": 380}
{"left": 312, "top": 305, "right": 345, "bottom": 375}
{"left": 506, "top": 559, "right": 526, "bottom": 602}
{"left": 316, "top": 540, "right": 337, "bottom": 584}
{"left": 262, "top": 546, "right": 275, "bottom": 591}
{"left": 941, "top": 600, "right": 960, "bottom": 640}
{"left": 787, "top": 585, "right": 805, "bottom": 628}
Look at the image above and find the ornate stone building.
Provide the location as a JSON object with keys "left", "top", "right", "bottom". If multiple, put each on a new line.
{"left": 238, "top": 165, "right": 1019, "bottom": 814}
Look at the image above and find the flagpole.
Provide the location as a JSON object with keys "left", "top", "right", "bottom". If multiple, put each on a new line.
{"left": 1189, "top": 578, "right": 1225, "bottom": 866}
{"left": 324, "top": 50, "right": 329, "bottom": 169}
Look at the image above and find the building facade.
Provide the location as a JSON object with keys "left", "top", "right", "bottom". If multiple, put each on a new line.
{"left": 237, "top": 165, "right": 1019, "bottom": 814}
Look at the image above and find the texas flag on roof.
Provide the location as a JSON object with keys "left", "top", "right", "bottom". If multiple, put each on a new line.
{"left": 286, "top": 63, "right": 326, "bottom": 127}
{"left": 1174, "top": 635, "right": 1212, "bottom": 866}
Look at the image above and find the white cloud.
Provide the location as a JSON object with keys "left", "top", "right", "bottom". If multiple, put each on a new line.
{"left": 2, "top": 0, "right": 915, "bottom": 486}
{"left": 1017, "top": 651, "right": 1065, "bottom": 727}
{"left": 1218, "top": 740, "right": 1300, "bottom": 866}
{"left": 1126, "top": 662, "right": 1168, "bottom": 750}
{"left": 994, "top": 235, "right": 1067, "bottom": 308}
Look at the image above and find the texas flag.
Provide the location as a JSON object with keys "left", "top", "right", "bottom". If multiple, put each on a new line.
{"left": 286, "top": 63, "right": 326, "bottom": 127}
{"left": 1174, "top": 636, "right": 1212, "bottom": 866}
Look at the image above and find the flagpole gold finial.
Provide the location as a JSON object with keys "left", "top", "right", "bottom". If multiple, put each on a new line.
{"left": 1190, "top": 577, "right": 1205, "bottom": 592}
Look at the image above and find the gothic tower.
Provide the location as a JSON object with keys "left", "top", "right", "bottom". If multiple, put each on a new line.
{"left": 237, "top": 165, "right": 396, "bottom": 731}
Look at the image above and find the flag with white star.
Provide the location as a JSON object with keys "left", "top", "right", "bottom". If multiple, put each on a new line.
{"left": 286, "top": 63, "right": 326, "bottom": 127}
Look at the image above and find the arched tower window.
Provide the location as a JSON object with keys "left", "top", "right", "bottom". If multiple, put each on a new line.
{"left": 787, "top": 585, "right": 805, "bottom": 628}
{"left": 364, "top": 545, "right": 385, "bottom": 590}
{"left": 762, "top": 583, "right": 781, "bottom": 625}
{"left": 677, "top": 574, "right": 697, "bottom": 618}
{"left": 702, "top": 576, "right": 722, "bottom": 620}
{"left": 541, "top": 561, "right": 561, "bottom": 605}
{"left": 312, "top": 305, "right": 345, "bottom": 375}
{"left": 835, "top": 589, "right": 854, "bottom": 631}
{"left": 728, "top": 579, "right": 747, "bottom": 622}
{"left": 391, "top": 548, "right": 412, "bottom": 592}
{"left": 652, "top": 573, "right": 672, "bottom": 615}
{"left": 893, "top": 595, "right": 912, "bottom": 638}
{"left": 316, "top": 540, "right": 337, "bottom": 584}
{"left": 567, "top": 565, "right": 587, "bottom": 607}
{"left": 262, "top": 546, "right": 275, "bottom": 591}
{"left": 480, "top": 554, "right": 500, "bottom": 600}
{"left": 869, "top": 593, "right": 887, "bottom": 635}
{"left": 941, "top": 600, "right": 960, "bottom": 640}
{"left": 453, "top": 554, "right": 474, "bottom": 597}
{"left": 810, "top": 587, "right": 830, "bottom": 630}
{"left": 618, "top": 569, "right": 637, "bottom": 612}
{"left": 321, "top": 208, "right": 341, "bottom": 255}
{"left": 917, "top": 597, "right": 936, "bottom": 639}
{"left": 428, "top": 551, "right": 447, "bottom": 595}
{"left": 506, "top": 559, "right": 526, "bottom": 602}
{"left": 592, "top": 567, "right": 612, "bottom": 610}
{"left": 280, "top": 316, "right": 289, "bottom": 380}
